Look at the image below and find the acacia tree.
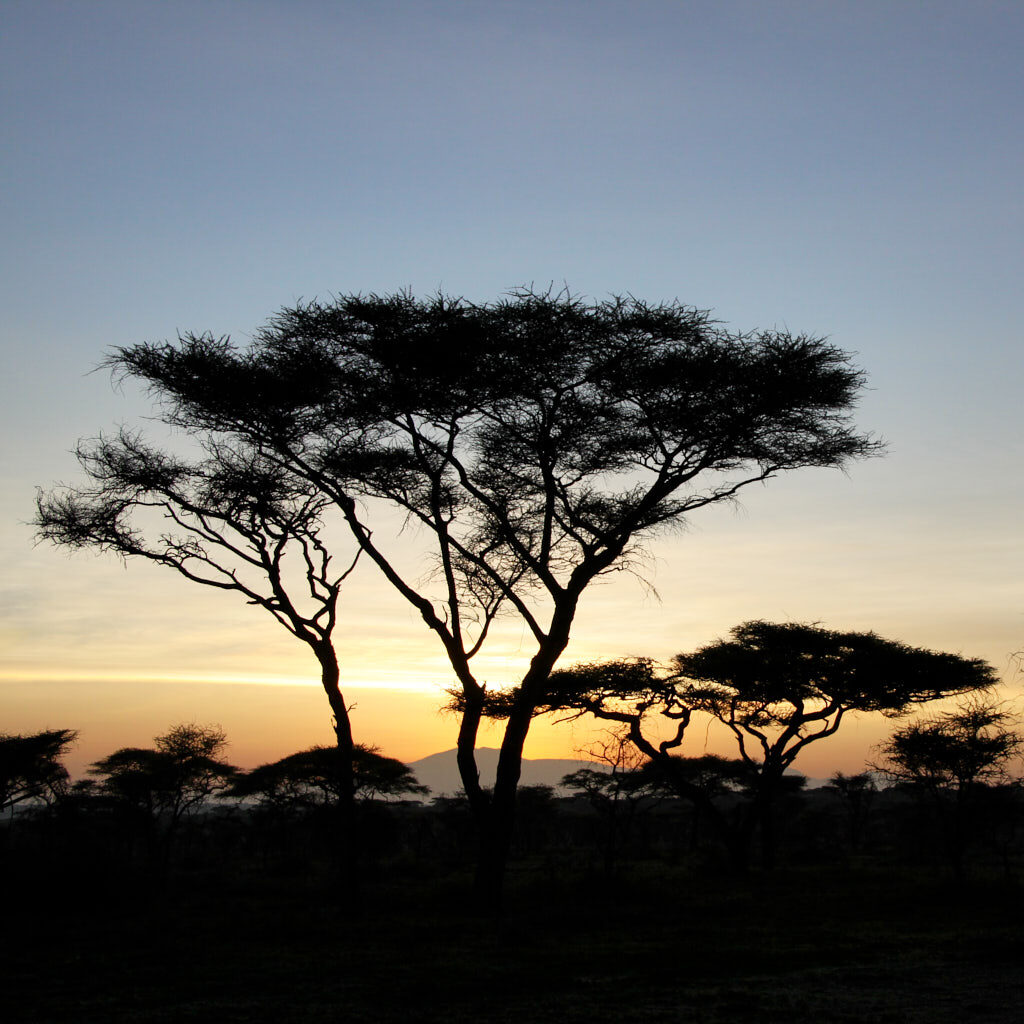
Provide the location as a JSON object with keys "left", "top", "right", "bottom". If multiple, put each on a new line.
{"left": 89, "top": 723, "right": 237, "bottom": 858}
{"left": 875, "top": 699, "right": 1022, "bottom": 876}
{"left": 671, "top": 622, "right": 998, "bottom": 866}
{"left": 228, "top": 743, "right": 428, "bottom": 810}
{"left": 100, "top": 288, "right": 879, "bottom": 899}
{"left": 0, "top": 729, "right": 77, "bottom": 815}
{"left": 35, "top": 431, "right": 365, "bottom": 814}
{"left": 536, "top": 622, "right": 997, "bottom": 868}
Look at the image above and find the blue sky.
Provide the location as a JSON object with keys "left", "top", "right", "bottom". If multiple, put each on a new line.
{"left": 2, "top": 0, "right": 1021, "bottom": 773}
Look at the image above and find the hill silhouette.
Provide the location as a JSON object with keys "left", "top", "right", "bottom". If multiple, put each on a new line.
{"left": 406, "top": 747, "right": 607, "bottom": 797}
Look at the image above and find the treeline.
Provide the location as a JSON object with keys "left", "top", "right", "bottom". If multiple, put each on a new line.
{"left": 3, "top": 711, "right": 1022, "bottom": 895}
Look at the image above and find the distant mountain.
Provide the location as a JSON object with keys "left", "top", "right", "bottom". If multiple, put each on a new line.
{"left": 406, "top": 748, "right": 606, "bottom": 798}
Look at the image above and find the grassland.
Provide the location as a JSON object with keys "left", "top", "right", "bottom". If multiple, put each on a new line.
{"left": 6, "top": 860, "right": 1022, "bottom": 1023}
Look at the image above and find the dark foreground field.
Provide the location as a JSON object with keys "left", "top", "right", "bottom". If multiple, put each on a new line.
{"left": 6, "top": 863, "right": 1023, "bottom": 1023}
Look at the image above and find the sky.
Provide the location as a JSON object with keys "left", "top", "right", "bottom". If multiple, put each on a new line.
{"left": 2, "top": 0, "right": 1022, "bottom": 780}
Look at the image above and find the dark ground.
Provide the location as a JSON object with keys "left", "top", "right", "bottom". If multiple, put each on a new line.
{"left": 5, "top": 863, "right": 1023, "bottom": 1023}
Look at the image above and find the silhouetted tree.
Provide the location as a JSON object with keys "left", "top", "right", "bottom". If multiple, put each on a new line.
{"left": 0, "top": 729, "right": 77, "bottom": 815}
{"left": 96, "top": 288, "right": 880, "bottom": 900}
{"left": 825, "top": 771, "right": 878, "bottom": 852}
{"left": 228, "top": 744, "right": 427, "bottom": 810}
{"left": 875, "top": 698, "right": 1022, "bottom": 876}
{"left": 89, "top": 723, "right": 236, "bottom": 858}
{"left": 35, "top": 431, "right": 364, "bottom": 814}
{"left": 465, "top": 658, "right": 750, "bottom": 865}
{"left": 670, "top": 622, "right": 997, "bottom": 867}
{"left": 531, "top": 623, "right": 996, "bottom": 868}
{"left": 227, "top": 744, "right": 426, "bottom": 869}
{"left": 560, "top": 733, "right": 662, "bottom": 872}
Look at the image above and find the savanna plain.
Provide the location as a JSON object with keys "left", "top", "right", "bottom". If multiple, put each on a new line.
{"left": 5, "top": 786, "right": 1023, "bottom": 1024}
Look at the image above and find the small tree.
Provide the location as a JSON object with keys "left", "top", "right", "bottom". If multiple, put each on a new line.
{"left": 0, "top": 729, "right": 77, "bottom": 815}
{"left": 875, "top": 699, "right": 1022, "bottom": 876}
{"left": 878, "top": 700, "right": 1022, "bottom": 791}
{"left": 825, "top": 771, "right": 878, "bottom": 852}
{"left": 229, "top": 744, "right": 427, "bottom": 811}
{"left": 89, "top": 723, "right": 236, "bottom": 853}
{"left": 560, "top": 732, "right": 662, "bottom": 873}
{"left": 96, "top": 288, "right": 881, "bottom": 899}
{"left": 228, "top": 744, "right": 427, "bottom": 871}
{"left": 35, "top": 431, "right": 364, "bottom": 814}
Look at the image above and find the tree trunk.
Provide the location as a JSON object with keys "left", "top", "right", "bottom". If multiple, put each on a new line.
{"left": 316, "top": 645, "right": 356, "bottom": 809}
{"left": 465, "top": 604, "right": 578, "bottom": 908}
{"left": 455, "top": 684, "right": 493, "bottom": 900}
{"left": 474, "top": 699, "right": 533, "bottom": 905}
{"left": 314, "top": 643, "right": 360, "bottom": 886}
{"left": 456, "top": 685, "right": 488, "bottom": 816}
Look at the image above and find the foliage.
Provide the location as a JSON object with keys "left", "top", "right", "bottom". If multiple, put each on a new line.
{"left": 874, "top": 699, "right": 1022, "bottom": 877}
{"left": 827, "top": 771, "right": 878, "bottom": 799}
{"left": 109, "top": 290, "right": 878, "bottom": 667}
{"left": 670, "top": 621, "right": 997, "bottom": 771}
{"left": 0, "top": 729, "right": 77, "bottom": 812}
{"left": 89, "top": 723, "right": 237, "bottom": 825}
{"left": 642, "top": 754, "right": 758, "bottom": 799}
{"left": 876, "top": 699, "right": 1022, "bottom": 792}
{"left": 530, "top": 622, "right": 995, "bottom": 868}
{"left": 34, "top": 432, "right": 352, "bottom": 637}
{"left": 538, "top": 623, "right": 996, "bottom": 768}
{"left": 228, "top": 744, "right": 427, "bottom": 810}
{"left": 35, "top": 431, "right": 362, "bottom": 759}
